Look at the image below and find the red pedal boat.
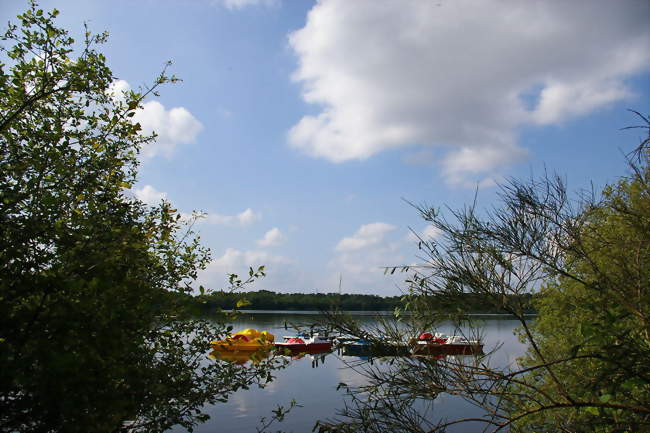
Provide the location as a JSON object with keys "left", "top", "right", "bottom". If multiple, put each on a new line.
{"left": 275, "top": 333, "right": 333, "bottom": 354}
{"left": 412, "top": 332, "right": 483, "bottom": 355}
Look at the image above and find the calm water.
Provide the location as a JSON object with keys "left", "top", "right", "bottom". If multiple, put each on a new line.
{"left": 170, "top": 312, "right": 528, "bottom": 433}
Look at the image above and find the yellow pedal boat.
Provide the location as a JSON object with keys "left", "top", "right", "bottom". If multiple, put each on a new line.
{"left": 210, "top": 328, "right": 275, "bottom": 352}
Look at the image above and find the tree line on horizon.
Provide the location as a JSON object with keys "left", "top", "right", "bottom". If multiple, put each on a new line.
{"left": 191, "top": 289, "right": 536, "bottom": 313}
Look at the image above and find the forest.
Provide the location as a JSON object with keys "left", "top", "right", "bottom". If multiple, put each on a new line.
{"left": 191, "top": 289, "right": 535, "bottom": 313}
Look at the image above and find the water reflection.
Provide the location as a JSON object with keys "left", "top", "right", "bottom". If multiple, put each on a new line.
{"left": 208, "top": 349, "right": 272, "bottom": 365}
{"left": 286, "top": 351, "right": 331, "bottom": 368}
{"left": 171, "top": 313, "right": 527, "bottom": 433}
{"left": 209, "top": 344, "right": 335, "bottom": 369}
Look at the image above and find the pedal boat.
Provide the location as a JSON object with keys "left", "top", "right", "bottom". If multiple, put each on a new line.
{"left": 210, "top": 328, "right": 275, "bottom": 352}
{"left": 275, "top": 333, "right": 333, "bottom": 354}
{"left": 411, "top": 332, "right": 483, "bottom": 355}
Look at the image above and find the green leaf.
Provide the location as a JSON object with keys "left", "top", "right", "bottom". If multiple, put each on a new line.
{"left": 599, "top": 394, "right": 612, "bottom": 403}
{"left": 235, "top": 298, "right": 251, "bottom": 308}
{"left": 584, "top": 406, "right": 599, "bottom": 416}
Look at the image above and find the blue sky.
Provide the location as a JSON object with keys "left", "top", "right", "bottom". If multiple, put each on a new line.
{"left": 2, "top": 0, "right": 649, "bottom": 295}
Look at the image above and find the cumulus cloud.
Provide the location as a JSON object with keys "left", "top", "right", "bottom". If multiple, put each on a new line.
{"left": 406, "top": 225, "right": 441, "bottom": 243}
{"left": 111, "top": 80, "right": 203, "bottom": 159}
{"left": 196, "top": 247, "right": 303, "bottom": 292}
{"left": 442, "top": 144, "right": 524, "bottom": 187}
{"left": 330, "top": 222, "right": 405, "bottom": 294}
{"left": 194, "top": 208, "right": 261, "bottom": 226}
{"left": 133, "top": 184, "right": 167, "bottom": 205}
{"left": 234, "top": 208, "right": 260, "bottom": 226}
{"left": 257, "top": 227, "right": 287, "bottom": 247}
{"left": 288, "top": 0, "right": 650, "bottom": 183}
{"left": 212, "top": 0, "right": 278, "bottom": 10}
{"left": 211, "top": 247, "right": 293, "bottom": 270}
{"left": 108, "top": 79, "right": 130, "bottom": 99}
{"left": 336, "top": 222, "right": 396, "bottom": 252}
{"left": 135, "top": 101, "right": 203, "bottom": 158}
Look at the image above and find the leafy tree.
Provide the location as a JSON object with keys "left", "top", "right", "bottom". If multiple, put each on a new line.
{"left": 0, "top": 3, "right": 282, "bottom": 432}
{"left": 509, "top": 133, "right": 650, "bottom": 431}
{"left": 316, "top": 116, "right": 650, "bottom": 432}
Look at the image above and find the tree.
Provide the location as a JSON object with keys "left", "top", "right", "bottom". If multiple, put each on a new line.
{"left": 0, "top": 3, "right": 282, "bottom": 432}
{"left": 509, "top": 134, "right": 650, "bottom": 431}
{"left": 316, "top": 116, "right": 650, "bottom": 432}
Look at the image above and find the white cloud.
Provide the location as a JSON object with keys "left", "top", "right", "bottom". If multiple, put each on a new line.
{"left": 212, "top": 0, "right": 278, "bottom": 10}
{"left": 194, "top": 208, "right": 261, "bottom": 227}
{"left": 257, "top": 227, "right": 286, "bottom": 247}
{"left": 108, "top": 79, "right": 130, "bottom": 100}
{"left": 330, "top": 222, "right": 405, "bottom": 295}
{"left": 236, "top": 208, "right": 260, "bottom": 226}
{"left": 335, "top": 222, "right": 396, "bottom": 252}
{"left": 288, "top": 0, "right": 650, "bottom": 183}
{"left": 129, "top": 187, "right": 258, "bottom": 228}
{"left": 406, "top": 225, "right": 441, "bottom": 243}
{"left": 211, "top": 247, "right": 293, "bottom": 270}
{"left": 133, "top": 184, "right": 167, "bottom": 205}
{"left": 110, "top": 80, "right": 203, "bottom": 159}
{"left": 532, "top": 79, "right": 633, "bottom": 125}
{"left": 422, "top": 225, "right": 440, "bottom": 240}
{"left": 197, "top": 247, "right": 303, "bottom": 292}
{"left": 442, "top": 144, "right": 525, "bottom": 186}
{"left": 135, "top": 101, "right": 203, "bottom": 159}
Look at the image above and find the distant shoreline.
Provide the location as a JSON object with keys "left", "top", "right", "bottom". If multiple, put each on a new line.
{"left": 216, "top": 309, "right": 537, "bottom": 317}
{"left": 190, "top": 289, "right": 536, "bottom": 314}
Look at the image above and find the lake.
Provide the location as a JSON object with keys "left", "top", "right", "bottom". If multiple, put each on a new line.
{"left": 170, "top": 312, "right": 529, "bottom": 433}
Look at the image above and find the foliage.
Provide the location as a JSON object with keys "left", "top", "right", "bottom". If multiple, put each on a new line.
{"left": 192, "top": 289, "right": 533, "bottom": 313}
{"left": 199, "top": 289, "right": 403, "bottom": 312}
{"left": 0, "top": 3, "right": 284, "bottom": 432}
{"left": 509, "top": 131, "right": 650, "bottom": 431}
{"left": 317, "top": 115, "right": 650, "bottom": 432}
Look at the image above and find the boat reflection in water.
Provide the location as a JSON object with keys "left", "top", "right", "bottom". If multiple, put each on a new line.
{"left": 208, "top": 348, "right": 271, "bottom": 365}
{"left": 283, "top": 350, "right": 331, "bottom": 368}
{"left": 210, "top": 346, "right": 334, "bottom": 370}
{"left": 338, "top": 339, "right": 410, "bottom": 358}
{"left": 273, "top": 333, "right": 334, "bottom": 368}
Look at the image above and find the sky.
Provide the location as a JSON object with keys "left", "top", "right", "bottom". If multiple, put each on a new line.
{"left": 2, "top": 0, "right": 649, "bottom": 296}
